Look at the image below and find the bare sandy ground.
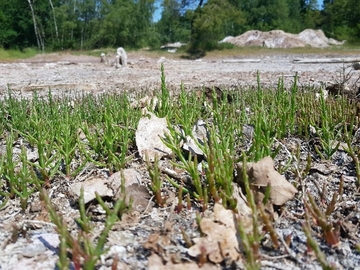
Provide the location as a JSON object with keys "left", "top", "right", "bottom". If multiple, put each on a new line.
{"left": 1, "top": 51, "right": 360, "bottom": 98}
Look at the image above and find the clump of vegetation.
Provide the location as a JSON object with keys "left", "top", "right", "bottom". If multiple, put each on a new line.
{"left": 1, "top": 65, "right": 359, "bottom": 269}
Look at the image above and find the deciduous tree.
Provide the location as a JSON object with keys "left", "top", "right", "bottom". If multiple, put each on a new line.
{"left": 190, "top": 0, "right": 245, "bottom": 51}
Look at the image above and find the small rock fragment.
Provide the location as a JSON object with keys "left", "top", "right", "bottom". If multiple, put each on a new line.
{"left": 22, "top": 243, "right": 47, "bottom": 258}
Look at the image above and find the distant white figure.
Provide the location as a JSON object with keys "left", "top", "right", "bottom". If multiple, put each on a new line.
{"left": 100, "top": 53, "right": 106, "bottom": 63}
{"left": 115, "top": 54, "right": 121, "bottom": 68}
{"left": 116, "top": 47, "right": 127, "bottom": 68}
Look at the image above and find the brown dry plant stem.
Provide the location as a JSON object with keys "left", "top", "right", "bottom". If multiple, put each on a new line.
{"left": 304, "top": 192, "right": 340, "bottom": 247}
{"left": 181, "top": 228, "right": 193, "bottom": 248}
{"left": 187, "top": 193, "right": 192, "bottom": 210}
{"left": 258, "top": 203, "right": 279, "bottom": 249}
{"left": 177, "top": 185, "right": 183, "bottom": 212}
{"left": 303, "top": 208, "right": 336, "bottom": 270}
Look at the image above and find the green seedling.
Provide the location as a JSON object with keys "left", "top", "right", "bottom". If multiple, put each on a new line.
{"left": 162, "top": 127, "right": 204, "bottom": 203}
{"left": 95, "top": 188, "right": 131, "bottom": 220}
{"left": 41, "top": 183, "right": 130, "bottom": 270}
{"left": 314, "top": 93, "right": 342, "bottom": 159}
{"left": 16, "top": 106, "right": 60, "bottom": 183}
{"left": 146, "top": 154, "right": 165, "bottom": 206}
{"left": 76, "top": 93, "right": 102, "bottom": 126}
{"left": 302, "top": 152, "right": 313, "bottom": 178}
{"left": 296, "top": 92, "right": 320, "bottom": 139}
{"left": 247, "top": 77, "right": 279, "bottom": 161}
{"left": 3, "top": 89, "right": 31, "bottom": 132}
{"left": 41, "top": 188, "right": 71, "bottom": 270}
{"left": 156, "top": 63, "right": 171, "bottom": 117}
{"left": 54, "top": 104, "right": 81, "bottom": 177}
{"left": 3, "top": 132, "right": 17, "bottom": 198}
{"left": 2, "top": 133, "right": 40, "bottom": 210}
{"left": 0, "top": 153, "right": 8, "bottom": 209}
{"left": 175, "top": 84, "right": 202, "bottom": 136}
{"left": 80, "top": 111, "right": 132, "bottom": 171}
{"left": 273, "top": 74, "right": 298, "bottom": 138}
{"left": 344, "top": 125, "right": 360, "bottom": 188}
{"left": 13, "top": 146, "right": 41, "bottom": 210}
{"left": 202, "top": 127, "right": 236, "bottom": 208}
{"left": 75, "top": 188, "right": 92, "bottom": 233}
{"left": 77, "top": 93, "right": 137, "bottom": 171}
{"left": 236, "top": 154, "right": 261, "bottom": 270}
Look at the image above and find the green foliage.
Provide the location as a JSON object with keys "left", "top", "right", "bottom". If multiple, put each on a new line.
{"left": 189, "top": 0, "right": 245, "bottom": 51}
{"left": 0, "top": 0, "right": 34, "bottom": 49}
{"left": 156, "top": 63, "right": 172, "bottom": 117}
{"left": 237, "top": 154, "right": 262, "bottom": 270}
{"left": 313, "top": 93, "right": 342, "bottom": 159}
{"left": 146, "top": 154, "right": 164, "bottom": 206}
{"left": 0, "top": 47, "right": 38, "bottom": 60}
{"left": 41, "top": 185, "right": 131, "bottom": 269}
{"left": 156, "top": 0, "right": 192, "bottom": 44}
{"left": 0, "top": 89, "right": 142, "bottom": 211}
{"left": 321, "top": 0, "right": 360, "bottom": 41}
{"left": 2, "top": 0, "right": 360, "bottom": 51}
{"left": 80, "top": 94, "right": 138, "bottom": 171}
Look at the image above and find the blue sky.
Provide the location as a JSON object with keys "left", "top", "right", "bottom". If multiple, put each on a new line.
{"left": 153, "top": 0, "right": 325, "bottom": 22}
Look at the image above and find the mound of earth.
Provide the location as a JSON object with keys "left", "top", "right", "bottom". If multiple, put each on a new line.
{"left": 222, "top": 29, "right": 345, "bottom": 48}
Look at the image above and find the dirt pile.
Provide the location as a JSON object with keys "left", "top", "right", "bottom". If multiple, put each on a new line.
{"left": 222, "top": 29, "right": 345, "bottom": 48}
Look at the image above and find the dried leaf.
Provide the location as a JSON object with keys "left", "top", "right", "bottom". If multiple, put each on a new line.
{"left": 107, "top": 169, "right": 152, "bottom": 212}
{"left": 309, "top": 162, "right": 337, "bottom": 176}
{"left": 69, "top": 176, "right": 113, "bottom": 204}
{"left": 231, "top": 183, "right": 253, "bottom": 232}
{"left": 188, "top": 203, "right": 241, "bottom": 263}
{"left": 130, "top": 95, "right": 158, "bottom": 111}
{"left": 144, "top": 234, "right": 171, "bottom": 255}
{"left": 108, "top": 169, "right": 142, "bottom": 192}
{"left": 135, "top": 112, "right": 172, "bottom": 161}
{"left": 124, "top": 184, "right": 153, "bottom": 212}
{"left": 182, "top": 120, "right": 209, "bottom": 156}
{"left": 236, "top": 156, "right": 297, "bottom": 206}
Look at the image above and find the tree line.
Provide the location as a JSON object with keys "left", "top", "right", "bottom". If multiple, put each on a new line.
{"left": 0, "top": 0, "right": 359, "bottom": 52}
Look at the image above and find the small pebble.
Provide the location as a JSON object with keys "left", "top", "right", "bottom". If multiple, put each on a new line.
{"left": 22, "top": 243, "right": 47, "bottom": 258}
